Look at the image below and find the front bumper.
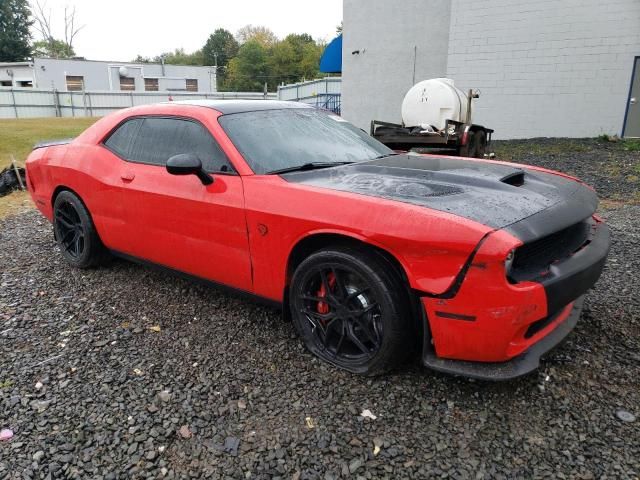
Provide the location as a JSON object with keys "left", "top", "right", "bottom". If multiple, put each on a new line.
{"left": 420, "top": 219, "right": 610, "bottom": 380}
{"left": 422, "top": 296, "right": 584, "bottom": 380}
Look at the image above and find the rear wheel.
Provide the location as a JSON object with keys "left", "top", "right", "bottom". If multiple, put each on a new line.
{"left": 289, "top": 246, "right": 412, "bottom": 375}
{"left": 459, "top": 131, "right": 476, "bottom": 158}
{"left": 53, "top": 191, "right": 109, "bottom": 268}
{"left": 473, "top": 130, "right": 487, "bottom": 158}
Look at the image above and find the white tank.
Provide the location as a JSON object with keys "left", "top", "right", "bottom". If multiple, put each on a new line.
{"left": 401, "top": 78, "right": 471, "bottom": 130}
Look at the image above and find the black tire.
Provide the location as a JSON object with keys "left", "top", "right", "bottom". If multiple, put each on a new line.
{"left": 473, "top": 130, "right": 487, "bottom": 158}
{"left": 289, "top": 246, "right": 413, "bottom": 376}
{"left": 53, "top": 191, "right": 110, "bottom": 268}
{"left": 459, "top": 131, "right": 476, "bottom": 158}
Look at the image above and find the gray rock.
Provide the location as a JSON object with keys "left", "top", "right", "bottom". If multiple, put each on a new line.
{"left": 32, "top": 451, "right": 45, "bottom": 462}
{"left": 157, "top": 391, "right": 171, "bottom": 403}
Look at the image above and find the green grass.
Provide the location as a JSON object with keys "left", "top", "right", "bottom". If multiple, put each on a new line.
{"left": 0, "top": 379, "right": 14, "bottom": 389}
{"left": 0, "top": 117, "right": 99, "bottom": 170}
{"left": 623, "top": 139, "right": 640, "bottom": 152}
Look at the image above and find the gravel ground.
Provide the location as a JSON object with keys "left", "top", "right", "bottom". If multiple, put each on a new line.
{"left": 1, "top": 144, "right": 639, "bottom": 478}
{"left": 493, "top": 137, "right": 640, "bottom": 203}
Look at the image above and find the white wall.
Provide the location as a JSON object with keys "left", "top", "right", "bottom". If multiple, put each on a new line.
{"left": 342, "top": 0, "right": 452, "bottom": 130}
{"left": 341, "top": 0, "right": 640, "bottom": 138}
{"left": 447, "top": 0, "right": 640, "bottom": 138}
{"left": 0, "top": 64, "right": 34, "bottom": 86}
{"left": 30, "top": 58, "right": 217, "bottom": 93}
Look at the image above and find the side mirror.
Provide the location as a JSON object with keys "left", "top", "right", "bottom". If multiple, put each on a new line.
{"left": 166, "top": 154, "right": 213, "bottom": 185}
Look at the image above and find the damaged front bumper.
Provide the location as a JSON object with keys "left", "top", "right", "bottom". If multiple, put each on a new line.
{"left": 420, "top": 219, "right": 610, "bottom": 381}
{"left": 422, "top": 296, "right": 584, "bottom": 380}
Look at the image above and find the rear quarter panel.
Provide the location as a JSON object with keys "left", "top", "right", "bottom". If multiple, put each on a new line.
{"left": 25, "top": 113, "right": 132, "bottom": 250}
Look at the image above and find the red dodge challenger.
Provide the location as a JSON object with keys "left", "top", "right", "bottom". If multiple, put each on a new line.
{"left": 25, "top": 100, "right": 610, "bottom": 379}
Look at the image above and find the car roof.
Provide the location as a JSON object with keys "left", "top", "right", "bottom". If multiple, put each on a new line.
{"left": 167, "top": 99, "right": 313, "bottom": 115}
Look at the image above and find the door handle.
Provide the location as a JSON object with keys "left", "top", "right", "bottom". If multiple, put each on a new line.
{"left": 631, "top": 97, "right": 637, "bottom": 105}
{"left": 120, "top": 172, "right": 135, "bottom": 182}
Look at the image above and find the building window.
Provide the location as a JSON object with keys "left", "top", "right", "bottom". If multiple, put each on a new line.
{"left": 186, "top": 79, "right": 198, "bottom": 92}
{"left": 144, "top": 78, "right": 159, "bottom": 91}
{"left": 0, "top": 81, "right": 11, "bottom": 87}
{"left": 120, "top": 77, "right": 135, "bottom": 91}
{"left": 66, "top": 76, "right": 84, "bottom": 91}
{"left": 17, "top": 80, "right": 33, "bottom": 88}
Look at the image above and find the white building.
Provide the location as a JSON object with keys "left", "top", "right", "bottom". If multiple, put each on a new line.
{"left": 0, "top": 57, "right": 217, "bottom": 93}
{"left": 342, "top": 0, "right": 640, "bottom": 138}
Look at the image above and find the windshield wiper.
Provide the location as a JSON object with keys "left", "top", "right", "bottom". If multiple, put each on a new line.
{"left": 373, "top": 153, "right": 400, "bottom": 160}
{"left": 267, "top": 161, "right": 354, "bottom": 175}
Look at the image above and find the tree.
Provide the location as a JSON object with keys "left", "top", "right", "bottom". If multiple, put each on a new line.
{"left": 33, "top": 38, "right": 73, "bottom": 58}
{"left": 336, "top": 22, "right": 343, "bottom": 34}
{"left": 265, "top": 33, "right": 323, "bottom": 89}
{"left": 267, "top": 39, "right": 297, "bottom": 88}
{"left": 202, "top": 28, "right": 239, "bottom": 89}
{"left": 32, "top": 0, "right": 83, "bottom": 58}
{"left": 202, "top": 28, "right": 238, "bottom": 66}
{"left": 0, "top": 0, "right": 33, "bottom": 62}
{"left": 131, "top": 54, "right": 152, "bottom": 63}
{"left": 235, "top": 24, "right": 277, "bottom": 47}
{"left": 223, "top": 40, "right": 268, "bottom": 92}
{"left": 153, "top": 48, "right": 203, "bottom": 66}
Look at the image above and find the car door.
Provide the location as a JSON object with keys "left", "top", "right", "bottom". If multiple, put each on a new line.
{"left": 107, "top": 115, "right": 252, "bottom": 292}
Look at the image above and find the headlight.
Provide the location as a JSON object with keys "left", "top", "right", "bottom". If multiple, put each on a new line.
{"left": 504, "top": 249, "right": 516, "bottom": 275}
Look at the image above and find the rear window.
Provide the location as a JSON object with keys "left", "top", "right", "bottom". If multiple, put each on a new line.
{"left": 104, "top": 116, "right": 232, "bottom": 173}
{"left": 103, "top": 118, "right": 142, "bottom": 159}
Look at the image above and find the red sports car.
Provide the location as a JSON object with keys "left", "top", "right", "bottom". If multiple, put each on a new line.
{"left": 25, "top": 101, "right": 610, "bottom": 379}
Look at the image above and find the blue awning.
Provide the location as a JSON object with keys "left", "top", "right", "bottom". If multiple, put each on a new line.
{"left": 319, "top": 34, "right": 342, "bottom": 73}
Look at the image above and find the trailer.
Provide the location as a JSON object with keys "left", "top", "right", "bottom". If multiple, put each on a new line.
{"left": 370, "top": 79, "right": 494, "bottom": 158}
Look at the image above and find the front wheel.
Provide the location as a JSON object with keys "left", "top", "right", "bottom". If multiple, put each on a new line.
{"left": 289, "top": 246, "right": 412, "bottom": 375}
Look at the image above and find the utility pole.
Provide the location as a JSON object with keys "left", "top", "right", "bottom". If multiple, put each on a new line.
{"left": 214, "top": 53, "right": 219, "bottom": 92}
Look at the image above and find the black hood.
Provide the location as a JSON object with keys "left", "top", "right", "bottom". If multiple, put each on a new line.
{"left": 281, "top": 154, "right": 598, "bottom": 243}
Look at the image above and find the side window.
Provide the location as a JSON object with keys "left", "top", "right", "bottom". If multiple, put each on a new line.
{"left": 103, "top": 118, "right": 143, "bottom": 159}
{"left": 129, "top": 117, "right": 232, "bottom": 173}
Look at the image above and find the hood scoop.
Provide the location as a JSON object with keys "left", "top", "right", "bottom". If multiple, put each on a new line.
{"left": 500, "top": 170, "right": 525, "bottom": 187}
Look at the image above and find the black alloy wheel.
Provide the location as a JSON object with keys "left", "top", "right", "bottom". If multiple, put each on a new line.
{"left": 290, "top": 246, "right": 412, "bottom": 375}
{"left": 53, "top": 190, "right": 109, "bottom": 268}
{"left": 55, "top": 199, "right": 85, "bottom": 259}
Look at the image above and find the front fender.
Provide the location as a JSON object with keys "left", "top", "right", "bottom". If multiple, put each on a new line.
{"left": 243, "top": 176, "right": 497, "bottom": 301}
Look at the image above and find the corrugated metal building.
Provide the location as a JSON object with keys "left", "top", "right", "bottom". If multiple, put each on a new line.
{"left": 342, "top": 0, "right": 640, "bottom": 139}
{"left": 0, "top": 57, "right": 217, "bottom": 93}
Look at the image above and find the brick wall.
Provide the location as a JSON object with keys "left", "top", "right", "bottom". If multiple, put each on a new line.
{"left": 447, "top": 0, "right": 640, "bottom": 138}
{"left": 342, "top": 0, "right": 452, "bottom": 130}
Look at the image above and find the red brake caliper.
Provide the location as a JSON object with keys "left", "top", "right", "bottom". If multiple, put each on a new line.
{"left": 316, "top": 272, "right": 336, "bottom": 316}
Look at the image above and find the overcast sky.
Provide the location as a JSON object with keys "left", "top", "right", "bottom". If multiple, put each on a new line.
{"left": 32, "top": 0, "right": 343, "bottom": 61}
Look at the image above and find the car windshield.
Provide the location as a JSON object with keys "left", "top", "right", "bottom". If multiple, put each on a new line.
{"left": 218, "top": 108, "right": 394, "bottom": 174}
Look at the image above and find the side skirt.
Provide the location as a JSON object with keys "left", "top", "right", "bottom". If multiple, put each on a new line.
{"left": 109, "top": 250, "right": 283, "bottom": 310}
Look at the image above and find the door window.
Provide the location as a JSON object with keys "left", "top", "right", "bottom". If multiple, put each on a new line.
{"left": 104, "top": 116, "right": 233, "bottom": 173}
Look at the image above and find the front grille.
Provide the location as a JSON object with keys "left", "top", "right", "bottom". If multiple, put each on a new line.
{"left": 510, "top": 219, "right": 593, "bottom": 282}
